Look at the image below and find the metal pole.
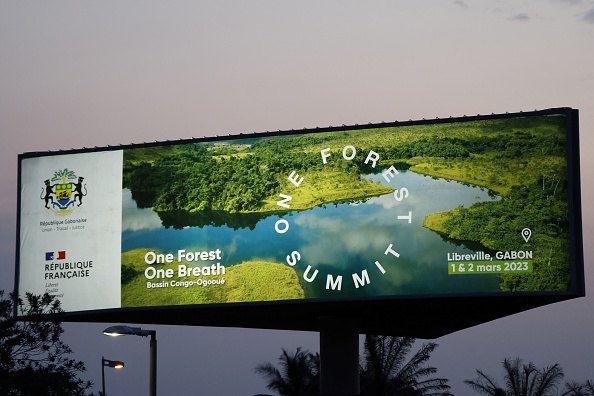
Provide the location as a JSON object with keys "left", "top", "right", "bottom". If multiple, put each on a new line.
{"left": 149, "top": 331, "right": 157, "bottom": 396}
{"left": 101, "top": 357, "right": 106, "bottom": 396}
{"left": 319, "top": 317, "right": 360, "bottom": 396}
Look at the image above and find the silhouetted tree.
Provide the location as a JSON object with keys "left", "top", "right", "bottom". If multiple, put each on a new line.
{"left": 255, "top": 347, "right": 320, "bottom": 396}
{"left": 465, "top": 357, "right": 591, "bottom": 396}
{"left": 0, "top": 290, "right": 92, "bottom": 395}
{"left": 561, "top": 380, "right": 594, "bottom": 396}
{"left": 359, "top": 335, "right": 452, "bottom": 396}
{"left": 257, "top": 336, "right": 450, "bottom": 396}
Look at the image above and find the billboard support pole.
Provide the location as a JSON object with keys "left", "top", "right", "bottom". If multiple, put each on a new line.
{"left": 150, "top": 332, "right": 157, "bottom": 396}
{"left": 319, "top": 316, "right": 360, "bottom": 396}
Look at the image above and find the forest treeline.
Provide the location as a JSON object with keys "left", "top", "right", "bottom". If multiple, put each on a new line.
{"left": 123, "top": 115, "right": 566, "bottom": 214}
{"left": 123, "top": 139, "right": 365, "bottom": 213}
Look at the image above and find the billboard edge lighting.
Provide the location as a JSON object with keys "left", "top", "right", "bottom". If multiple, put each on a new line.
{"left": 14, "top": 107, "right": 584, "bottom": 338}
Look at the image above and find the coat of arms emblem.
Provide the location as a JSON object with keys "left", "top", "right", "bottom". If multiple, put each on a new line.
{"left": 40, "top": 169, "right": 87, "bottom": 216}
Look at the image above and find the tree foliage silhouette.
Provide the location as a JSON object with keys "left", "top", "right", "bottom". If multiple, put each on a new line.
{"left": 465, "top": 357, "right": 593, "bottom": 396}
{"left": 0, "top": 290, "right": 92, "bottom": 395}
{"left": 255, "top": 347, "right": 320, "bottom": 396}
{"left": 564, "top": 380, "right": 594, "bottom": 396}
{"left": 359, "top": 335, "right": 452, "bottom": 396}
{"left": 256, "top": 336, "right": 451, "bottom": 396}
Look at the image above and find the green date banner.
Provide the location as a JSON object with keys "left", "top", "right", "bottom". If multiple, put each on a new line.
{"left": 448, "top": 261, "right": 534, "bottom": 274}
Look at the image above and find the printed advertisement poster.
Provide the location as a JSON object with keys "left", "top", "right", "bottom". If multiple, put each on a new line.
{"left": 19, "top": 151, "right": 123, "bottom": 312}
{"left": 17, "top": 113, "right": 575, "bottom": 313}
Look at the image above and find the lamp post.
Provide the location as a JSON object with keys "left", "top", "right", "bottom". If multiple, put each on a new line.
{"left": 101, "top": 357, "right": 124, "bottom": 396}
{"left": 103, "top": 325, "right": 157, "bottom": 396}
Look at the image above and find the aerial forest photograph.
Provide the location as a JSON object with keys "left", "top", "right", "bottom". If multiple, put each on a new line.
{"left": 119, "top": 114, "right": 572, "bottom": 307}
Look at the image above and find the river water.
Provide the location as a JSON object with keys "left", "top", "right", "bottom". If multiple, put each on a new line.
{"left": 122, "top": 168, "right": 501, "bottom": 299}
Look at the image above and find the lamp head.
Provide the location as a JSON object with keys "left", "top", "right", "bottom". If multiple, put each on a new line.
{"left": 103, "top": 325, "right": 155, "bottom": 338}
{"left": 102, "top": 357, "right": 125, "bottom": 369}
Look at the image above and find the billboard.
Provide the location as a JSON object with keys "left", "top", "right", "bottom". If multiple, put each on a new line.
{"left": 15, "top": 108, "right": 583, "bottom": 337}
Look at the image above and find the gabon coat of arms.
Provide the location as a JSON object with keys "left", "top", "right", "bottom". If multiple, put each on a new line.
{"left": 40, "top": 168, "right": 87, "bottom": 216}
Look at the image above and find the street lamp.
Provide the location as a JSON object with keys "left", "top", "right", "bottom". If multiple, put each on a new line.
{"left": 103, "top": 325, "right": 157, "bottom": 396}
{"left": 101, "top": 357, "right": 124, "bottom": 396}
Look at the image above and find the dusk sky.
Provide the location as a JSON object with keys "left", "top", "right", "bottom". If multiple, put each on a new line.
{"left": 1, "top": 1, "right": 593, "bottom": 395}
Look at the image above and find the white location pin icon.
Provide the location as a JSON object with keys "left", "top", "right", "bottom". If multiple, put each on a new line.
{"left": 521, "top": 228, "right": 532, "bottom": 243}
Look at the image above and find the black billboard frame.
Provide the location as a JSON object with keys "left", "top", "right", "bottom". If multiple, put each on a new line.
{"left": 15, "top": 107, "right": 584, "bottom": 339}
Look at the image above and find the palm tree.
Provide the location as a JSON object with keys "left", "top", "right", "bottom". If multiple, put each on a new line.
{"left": 584, "top": 381, "right": 594, "bottom": 395}
{"left": 465, "top": 357, "right": 581, "bottom": 396}
{"left": 563, "top": 380, "right": 594, "bottom": 396}
{"left": 359, "top": 335, "right": 452, "bottom": 396}
{"left": 255, "top": 347, "right": 319, "bottom": 396}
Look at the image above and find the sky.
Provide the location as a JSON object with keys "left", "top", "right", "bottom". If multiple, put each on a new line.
{"left": 1, "top": 1, "right": 593, "bottom": 395}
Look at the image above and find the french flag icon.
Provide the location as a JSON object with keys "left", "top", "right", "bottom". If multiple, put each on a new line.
{"left": 45, "top": 251, "right": 66, "bottom": 261}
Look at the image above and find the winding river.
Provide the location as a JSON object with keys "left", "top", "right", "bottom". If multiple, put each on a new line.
{"left": 122, "top": 168, "right": 501, "bottom": 299}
